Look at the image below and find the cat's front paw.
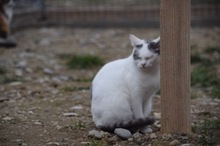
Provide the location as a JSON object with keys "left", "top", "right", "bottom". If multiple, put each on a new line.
{"left": 140, "top": 126, "right": 153, "bottom": 134}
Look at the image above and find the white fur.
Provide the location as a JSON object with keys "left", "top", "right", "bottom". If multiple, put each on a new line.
{"left": 91, "top": 34, "right": 160, "bottom": 130}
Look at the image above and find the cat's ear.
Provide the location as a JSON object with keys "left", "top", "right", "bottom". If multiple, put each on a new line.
{"left": 129, "top": 34, "right": 143, "bottom": 48}
{"left": 149, "top": 37, "right": 160, "bottom": 54}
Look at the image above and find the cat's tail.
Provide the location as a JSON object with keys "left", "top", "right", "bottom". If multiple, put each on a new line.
{"left": 97, "top": 116, "right": 155, "bottom": 133}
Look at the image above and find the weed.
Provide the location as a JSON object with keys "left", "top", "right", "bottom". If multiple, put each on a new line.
{"left": 191, "top": 66, "right": 215, "bottom": 87}
{"left": 204, "top": 47, "right": 220, "bottom": 54}
{"left": 75, "top": 121, "right": 86, "bottom": 129}
{"left": 89, "top": 139, "right": 106, "bottom": 146}
{"left": 0, "top": 75, "right": 23, "bottom": 84}
{"left": 193, "top": 120, "right": 220, "bottom": 146}
{"left": 0, "top": 66, "right": 6, "bottom": 74}
{"left": 67, "top": 54, "right": 104, "bottom": 69}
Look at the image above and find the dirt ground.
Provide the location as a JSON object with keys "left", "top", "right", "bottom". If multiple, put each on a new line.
{"left": 0, "top": 27, "right": 220, "bottom": 146}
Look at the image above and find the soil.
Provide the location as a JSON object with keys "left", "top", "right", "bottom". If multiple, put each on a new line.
{"left": 0, "top": 27, "right": 220, "bottom": 146}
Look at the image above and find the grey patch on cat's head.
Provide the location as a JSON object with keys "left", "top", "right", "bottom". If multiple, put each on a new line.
{"left": 148, "top": 41, "right": 160, "bottom": 55}
{"left": 133, "top": 49, "right": 140, "bottom": 60}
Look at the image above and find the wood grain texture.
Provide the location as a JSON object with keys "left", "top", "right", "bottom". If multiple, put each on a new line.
{"left": 160, "top": 0, "right": 191, "bottom": 133}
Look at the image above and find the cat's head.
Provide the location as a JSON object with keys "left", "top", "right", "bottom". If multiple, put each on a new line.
{"left": 129, "top": 34, "right": 160, "bottom": 69}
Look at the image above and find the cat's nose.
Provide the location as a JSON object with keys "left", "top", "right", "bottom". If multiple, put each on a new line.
{"left": 142, "top": 63, "right": 146, "bottom": 67}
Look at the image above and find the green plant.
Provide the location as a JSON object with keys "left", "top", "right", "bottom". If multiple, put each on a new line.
{"left": 75, "top": 121, "right": 86, "bottom": 129}
{"left": 66, "top": 54, "right": 104, "bottom": 69}
{"left": 89, "top": 139, "right": 106, "bottom": 146}
{"left": 0, "top": 75, "right": 23, "bottom": 84}
{"left": 194, "top": 120, "right": 220, "bottom": 145}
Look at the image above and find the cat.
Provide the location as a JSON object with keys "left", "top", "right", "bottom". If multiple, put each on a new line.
{"left": 91, "top": 34, "right": 160, "bottom": 139}
{"left": 0, "top": 0, "right": 16, "bottom": 48}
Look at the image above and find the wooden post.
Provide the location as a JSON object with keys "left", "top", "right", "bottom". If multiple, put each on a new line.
{"left": 160, "top": 0, "right": 191, "bottom": 133}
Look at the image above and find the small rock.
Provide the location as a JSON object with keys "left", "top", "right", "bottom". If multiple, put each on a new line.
{"left": 15, "top": 69, "right": 23, "bottom": 77}
{"left": 16, "top": 61, "right": 27, "bottom": 69}
{"left": 39, "top": 38, "right": 51, "bottom": 46}
{"left": 80, "top": 142, "right": 90, "bottom": 146}
{"left": 56, "top": 125, "right": 63, "bottom": 130}
{"left": 0, "top": 96, "right": 9, "bottom": 102}
{"left": 150, "top": 133, "right": 157, "bottom": 139}
{"left": 3, "top": 117, "right": 13, "bottom": 121}
{"left": 13, "top": 139, "right": 23, "bottom": 145}
{"left": 154, "top": 121, "right": 161, "bottom": 128}
{"left": 128, "top": 138, "right": 133, "bottom": 142}
{"left": 63, "top": 112, "right": 78, "bottom": 117}
{"left": 34, "top": 121, "right": 42, "bottom": 125}
{"left": 114, "top": 128, "right": 132, "bottom": 140}
{"left": 43, "top": 68, "right": 54, "bottom": 75}
{"left": 181, "top": 144, "right": 191, "bottom": 146}
{"left": 170, "top": 139, "right": 180, "bottom": 146}
{"left": 132, "top": 132, "right": 141, "bottom": 139}
{"left": 153, "top": 112, "right": 161, "bottom": 119}
{"left": 88, "top": 130, "right": 103, "bottom": 139}
{"left": 28, "top": 111, "right": 34, "bottom": 114}
{"left": 69, "top": 105, "right": 83, "bottom": 110}
{"left": 46, "top": 142, "right": 60, "bottom": 146}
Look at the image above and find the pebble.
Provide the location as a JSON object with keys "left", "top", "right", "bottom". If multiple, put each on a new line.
{"left": 46, "top": 142, "right": 60, "bottom": 146}
{"left": 16, "top": 61, "right": 27, "bottom": 69}
{"left": 34, "top": 121, "right": 42, "bottom": 125}
{"left": 132, "top": 132, "right": 141, "bottom": 139}
{"left": 153, "top": 112, "right": 161, "bottom": 119}
{"left": 63, "top": 112, "right": 78, "bottom": 117}
{"left": 0, "top": 96, "right": 9, "bottom": 102}
{"left": 150, "top": 133, "right": 157, "bottom": 139}
{"left": 3, "top": 117, "right": 13, "bottom": 121}
{"left": 170, "top": 139, "right": 180, "bottom": 146}
{"left": 181, "top": 144, "right": 191, "bottom": 146}
{"left": 43, "top": 68, "right": 54, "bottom": 75}
{"left": 88, "top": 130, "right": 103, "bottom": 139}
{"left": 114, "top": 128, "right": 132, "bottom": 140}
{"left": 80, "top": 142, "right": 90, "bottom": 146}
{"left": 69, "top": 105, "right": 83, "bottom": 110}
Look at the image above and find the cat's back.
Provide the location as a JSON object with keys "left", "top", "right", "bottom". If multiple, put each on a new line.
{"left": 93, "top": 58, "right": 127, "bottom": 83}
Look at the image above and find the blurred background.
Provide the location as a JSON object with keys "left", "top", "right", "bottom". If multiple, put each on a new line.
{"left": 0, "top": 0, "right": 220, "bottom": 146}
{"left": 12, "top": 0, "right": 219, "bottom": 29}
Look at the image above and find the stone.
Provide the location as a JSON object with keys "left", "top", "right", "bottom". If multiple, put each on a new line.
{"left": 88, "top": 130, "right": 103, "bottom": 139}
{"left": 150, "top": 133, "right": 157, "bottom": 139}
{"left": 46, "top": 142, "right": 60, "bottom": 146}
{"left": 3, "top": 117, "right": 13, "bottom": 121}
{"left": 180, "top": 144, "right": 191, "bottom": 146}
{"left": 0, "top": 96, "right": 9, "bottom": 102}
{"left": 69, "top": 105, "right": 83, "bottom": 110}
{"left": 114, "top": 128, "right": 132, "bottom": 140}
{"left": 63, "top": 112, "right": 78, "bottom": 117}
{"left": 43, "top": 68, "right": 54, "bottom": 75}
{"left": 34, "top": 121, "right": 42, "bottom": 125}
{"left": 80, "top": 142, "right": 90, "bottom": 146}
{"left": 170, "top": 139, "right": 180, "bottom": 146}
{"left": 153, "top": 112, "right": 161, "bottom": 119}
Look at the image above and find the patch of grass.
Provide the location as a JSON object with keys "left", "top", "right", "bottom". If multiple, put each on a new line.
{"left": 74, "top": 121, "right": 86, "bottom": 129}
{"left": 67, "top": 54, "right": 104, "bottom": 69}
{"left": 191, "top": 54, "right": 212, "bottom": 66}
{"left": 89, "top": 139, "right": 106, "bottom": 146}
{"left": 191, "top": 66, "right": 216, "bottom": 87}
{"left": 193, "top": 120, "right": 220, "bottom": 146}
{"left": 73, "top": 77, "right": 93, "bottom": 82}
{"left": 62, "top": 86, "right": 90, "bottom": 92}
{"left": 0, "top": 75, "right": 23, "bottom": 84}
{"left": 191, "top": 65, "right": 220, "bottom": 99}
{"left": 204, "top": 47, "right": 220, "bottom": 54}
{"left": 0, "top": 66, "right": 6, "bottom": 74}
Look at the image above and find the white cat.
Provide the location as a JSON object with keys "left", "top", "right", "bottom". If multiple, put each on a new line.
{"left": 91, "top": 34, "right": 160, "bottom": 139}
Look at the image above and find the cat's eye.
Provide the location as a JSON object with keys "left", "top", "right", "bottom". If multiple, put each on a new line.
{"left": 145, "top": 56, "right": 152, "bottom": 60}
{"left": 135, "top": 44, "right": 143, "bottom": 48}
